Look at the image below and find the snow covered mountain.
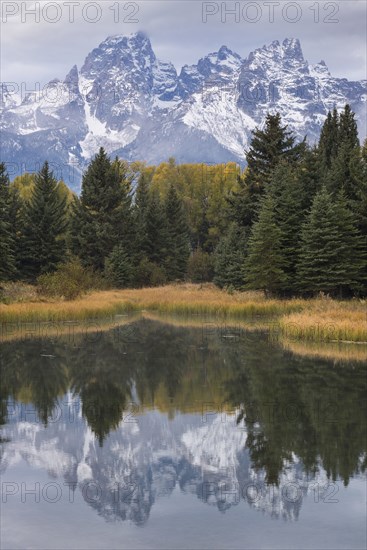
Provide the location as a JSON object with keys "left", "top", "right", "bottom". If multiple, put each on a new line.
{"left": 1, "top": 32, "right": 366, "bottom": 191}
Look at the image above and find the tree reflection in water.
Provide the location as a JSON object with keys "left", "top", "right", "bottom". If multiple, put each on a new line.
{"left": 1, "top": 318, "right": 366, "bottom": 523}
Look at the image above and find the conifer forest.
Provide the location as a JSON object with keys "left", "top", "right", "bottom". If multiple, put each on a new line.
{"left": 1, "top": 105, "right": 366, "bottom": 298}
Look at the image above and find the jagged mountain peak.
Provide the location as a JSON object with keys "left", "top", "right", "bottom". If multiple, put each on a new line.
{"left": 310, "top": 59, "right": 331, "bottom": 77}
{"left": 65, "top": 64, "right": 78, "bottom": 80}
{"left": 64, "top": 65, "right": 79, "bottom": 88}
{"left": 265, "top": 38, "right": 280, "bottom": 50}
{"left": 80, "top": 30, "right": 156, "bottom": 79}
{"left": 249, "top": 37, "right": 304, "bottom": 64}
{"left": 217, "top": 45, "right": 242, "bottom": 61}
{"left": 1, "top": 32, "right": 365, "bottom": 190}
{"left": 282, "top": 37, "right": 303, "bottom": 58}
{"left": 200, "top": 46, "right": 242, "bottom": 68}
{"left": 103, "top": 30, "right": 151, "bottom": 48}
{"left": 177, "top": 45, "right": 243, "bottom": 99}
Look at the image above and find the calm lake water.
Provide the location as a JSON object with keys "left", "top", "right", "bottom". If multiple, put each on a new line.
{"left": 1, "top": 316, "right": 366, "bottom": 549}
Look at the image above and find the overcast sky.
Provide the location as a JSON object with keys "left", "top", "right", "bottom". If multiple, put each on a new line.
{"left": 1, "top": 0, "right": 366, "bottom": 88}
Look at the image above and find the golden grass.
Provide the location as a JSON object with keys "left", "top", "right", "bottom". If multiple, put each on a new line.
{"left": 96, "top": 283, "right": 305, "bottom": 317}
{"left": 0, "top": 283, "right": 366, "bottom": 345}
{"left": 0, "top": 290, "right": 138, "bottom": 323}
{"left": 279, "top": 302, "right": 367, "bottom": 343}
{"left": 0, "top": 283, "right": 303, "bottom": 323}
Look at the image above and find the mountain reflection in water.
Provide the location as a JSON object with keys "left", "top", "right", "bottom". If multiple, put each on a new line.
{"left": 1, "top": 317, "right": 366, "bottom": 530}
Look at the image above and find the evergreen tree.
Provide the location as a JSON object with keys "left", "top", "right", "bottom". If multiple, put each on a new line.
{"left": 320, "top": 105, "right": 360, "bottom": 199}
{"left": 236, "top": 113, "right": 305, "bottom": 226}
{"left": 318, "top": 108, "right": 339, "bottom": 171}
{"left": 133, "top": 171, "right": 151, "bottom": 259}
{"left": 297, "top": 187, "right": 366, "bottom": 296}
{"left": 245, "top": 193, "right": 287, "bottom": 295}
{"left": 227, "top": 171, "right": 253, "bottom": 228}
{"left": 0, "top": 163, "right": 17, "bottom": 280}
{"left": 144, "top": 191, "right": 169, "bottom": 266}
{"left": 214, "top": 223, "right": 248, "bottom": 289}
{"left": 246, "top": 113, "right": 305, "bottom": 186}
{"left": 352, "top": 140, "right": 367, "bottom": 237}
{"left": 105, "top": 244, "right": 133, "bottom": 288}
{"left": 165, "top": 184, "right": 190, "bottom": 280}
{"left": 19, "top": 162, "right": 67, "bottom": 279}
{"left": 338, "top": 104, "right": 359, "bottom": 151}
{"left": 135, "top": 171, "right": 151, "bottom": 212}
{"left": 297, "top": 187, "right": 341, "bottom": 295}
{"left": 269, "top": 163, "right": 306, "bottom": 291}
{"left": 351, "top": 143, "right": 367, "bottom": 294}
{"left": 326, "top": 142, "right": 360, "bottom": 199}
{"left": 297, "top": 146, "right": 322, "bottom": 211}
{"left": 7, "top": 186, "right": 22, "bottom": 276}
{"left": 332, "top": 189, "right": 367, "bottom": 295}
{"left": 111, "top": 157, "right": 135, "bottom": 252}
{"left": 70, "top": 148, "right": 133, "bottom": 271}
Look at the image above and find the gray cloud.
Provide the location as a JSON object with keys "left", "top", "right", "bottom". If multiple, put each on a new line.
{"left": 1, "top": 0, "right": 366, "bottom": 88}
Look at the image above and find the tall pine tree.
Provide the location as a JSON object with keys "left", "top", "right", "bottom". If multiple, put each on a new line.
{"left": 0, "top": 163, "right": 17, "bottom": 280}
{"left": 332, "top": 189, "right": 366, "bottom": 296}
{"left": 104, "top": 244, "right": 133, "bottom": 288}
{"left": 144, "top": 190, "right": 169, "bottom": 266}
{"left": 133, "top": 171, "right": 151, "bottom": 261}
{"left": 234, "top": 113, "right": 305, "bottom": 226}
{"left": 297, "top": 145, "right": 322, "bottom": 211}
{"left": 352, "top": 139, "right": 367, "bottom": 237}
{"left": 269, "top": 163, "right": 306, "bottom": 292}
{"left": 297, "top": 187, "right": 366, "bottom": 296}
{"left": 338, "top": 104, "right": 359, "bottom": 151}
{"left": 165, "top": 184, "right": 190, "bottom": 280}
{"left": 214, "top": 222, "right": 248, "bottom": 289}
{"left": 19, "top": 162, "right": 67, "bottom": 279}
{"left": 70, "top": 148, "right": 133, "bottom": 271}
{"left": 245, "top": 193, "right": 287, "bottom": 295}
{"left": 320, "top": 105, "right": 360, "bottom": 199}
{"left": 318, "top": 107, "right": 339, "bottom": 171}
{"left": 227, "top": 170, "right": 252, "bottom": 228}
